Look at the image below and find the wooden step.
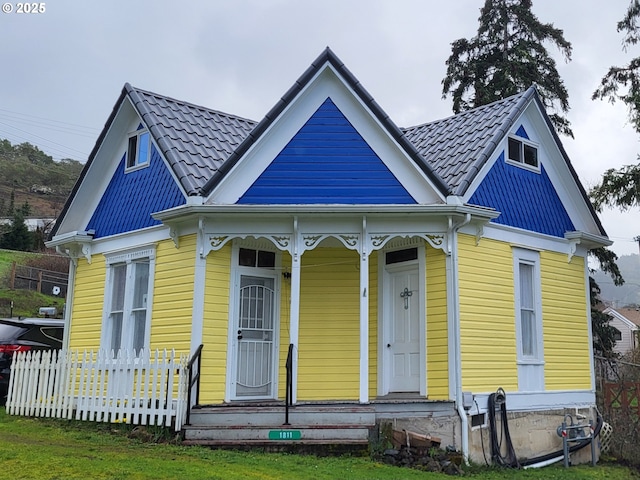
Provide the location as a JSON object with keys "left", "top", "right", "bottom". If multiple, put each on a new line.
{"left": 188, "top": 404, "right": 376, "bottom": 428}
{"left": 182, "top": 424, "right": 372, "bottom": 444}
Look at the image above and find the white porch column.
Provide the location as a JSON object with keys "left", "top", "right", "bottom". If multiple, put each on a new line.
{"left": 359, "top": 217, "right": 369, "bottom": 403}
{"left": 289, "top": 217, "right": 301, "bottom": 403}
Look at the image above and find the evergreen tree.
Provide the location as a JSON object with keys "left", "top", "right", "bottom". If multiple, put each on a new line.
{"left": 0, "top": 190, "right": 33, "bottom": 252}
{"left": 0, "top": 207, "right": 32, "bottom": 251}
{"left": 442, "top": 0, "right": 621, "bottom": 355}
{"left": 442, "top": 0, "right": 573, "bottom": 137}
{"left": 592, "top": 0, "right": 640, "bottom": 212}
{"left": 590, "top": 278, "right": 619, "bottom": 358}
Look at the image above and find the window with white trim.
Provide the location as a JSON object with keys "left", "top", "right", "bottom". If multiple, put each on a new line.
{"left": 507, "top": 136, "right": 539, "bottom": 170}
{"left": 513, "top": 248, "right": 544, "bottom": 391}
{"left": 126, "top": 130, "right": 151, "bottom": 170}
{"left": 514, "top": 249, "right": 542, "bottom": 360}
{"left": 613, "top": 328, "right": 622, "bottom": 342}
{"left": 103, "top": 248, "right": 155, "bottom": 355}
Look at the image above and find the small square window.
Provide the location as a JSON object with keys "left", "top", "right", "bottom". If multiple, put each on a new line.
{"left": 239, "top": 248, "right": 256, "bottom": 267}
{"left": 507, "top": 136, "right": 539, "bottom": 170}
{"left": 238, "top": 248, "right": 276, "bottom": 269}
{"left": 257, "top": 250, "right": 275, "bottom": 268}
{"left": 613, "top": 329, "right": 622, "bottom": 342}
{"left": 127, "top": 136, "right": 138, "bottom": 168}
{"left": 508, "top": 137, "right": 521, "bottom": 163}
{"left": 386, "top": 248, "right": 418, "bottom": 265}
{"left": 524, "top": 144, "right": 538, "bottom": 167}
{"left": 126, "top": 130, "right": 151, "bottom": 170}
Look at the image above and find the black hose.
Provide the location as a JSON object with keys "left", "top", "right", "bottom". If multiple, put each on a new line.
{"left": 519, "top": 413, "right": 604, "bottom": 467}
{"left": 488, "top": 392, "right": 519, "bottom": 468}
{"left": 487, "top": 389, "right": 603, "bottom": 468}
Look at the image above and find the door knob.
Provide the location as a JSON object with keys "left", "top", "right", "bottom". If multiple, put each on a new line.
{"left": 387, "top": 343, "right": 391, "bottom": 348}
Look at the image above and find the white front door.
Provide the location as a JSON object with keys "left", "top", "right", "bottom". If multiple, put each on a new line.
{"left": 387, "top": 264, "right": 421, "bottom": 393}
{"left": 233, "top": 274, "right": 277, "bottom": 398}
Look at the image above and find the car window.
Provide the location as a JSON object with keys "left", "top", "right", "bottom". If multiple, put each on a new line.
{"left": 0, "top": 324, "right": 27, "bottom": 341}
{"left": 41, "top": 327, "right": 63, "bottom": 344}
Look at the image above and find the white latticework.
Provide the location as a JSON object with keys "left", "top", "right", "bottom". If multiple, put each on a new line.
{"left": 599, "top": 421, "right": 613, "bottom": 453}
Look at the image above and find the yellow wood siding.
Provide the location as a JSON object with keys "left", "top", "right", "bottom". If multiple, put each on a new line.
{"left": 69, "top": 258, "right": 105, "bottom": 350}
{"left": 458, "top": 234, "right": 518, "bottom": 392}
{"left": 297, "top": 248, "right": 360, "bottom": 400}
{"left": 541, "top": 251, "right": 591, "bottom": 390}
{"left": 426, "top": 244, "right": 449, "bottom": 399}
{"left": 149, "top": 236, "right": 195, "bottom": 353}
{"left": 200, "top": 243, "right": 232, "bottom": 403}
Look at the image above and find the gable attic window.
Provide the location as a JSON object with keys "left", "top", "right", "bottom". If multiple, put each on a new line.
{"left": 126, "top": 130, "right": 151, "bottom": 170}
{"left": 507, "top": 136, "right": 539, "bottom": 170}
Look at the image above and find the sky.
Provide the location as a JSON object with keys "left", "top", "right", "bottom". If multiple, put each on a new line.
{"left": 1, "top": 0, "right": 639, "bottom": 257}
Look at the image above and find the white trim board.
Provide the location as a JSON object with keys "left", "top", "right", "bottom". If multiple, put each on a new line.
{"left": 469, "top": 390, "right": 596, "bottom": 415}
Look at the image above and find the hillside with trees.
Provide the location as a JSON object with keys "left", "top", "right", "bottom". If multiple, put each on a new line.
{"left": 0, "top": 138, "right": 83, "bottom": 219}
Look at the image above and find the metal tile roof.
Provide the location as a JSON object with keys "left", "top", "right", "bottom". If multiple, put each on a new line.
{"left": 126, "top": 84, "right": 257, "bottom": 196}
{"left": 402, "top": 88, "right": 533, "bottom": 196}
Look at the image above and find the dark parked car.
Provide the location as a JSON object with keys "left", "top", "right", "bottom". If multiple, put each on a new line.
{"left": 0, "top": 317, "right": 64, "bottom": 405}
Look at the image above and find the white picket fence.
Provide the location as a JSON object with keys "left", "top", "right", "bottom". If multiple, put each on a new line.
{"left": 6, "top": 349, "right": 191, "bottom": 431}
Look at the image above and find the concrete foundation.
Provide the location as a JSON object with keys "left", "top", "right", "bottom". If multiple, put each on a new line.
{"left": 468, "top": 406, "right": 599, "bottom": 466}
{"left": 375, "top": 405, "right": 599, "bottom": 466}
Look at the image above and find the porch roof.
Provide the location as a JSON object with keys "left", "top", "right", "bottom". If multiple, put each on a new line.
{"left": 152, "top": 202, "right": 500, "bottom": 223}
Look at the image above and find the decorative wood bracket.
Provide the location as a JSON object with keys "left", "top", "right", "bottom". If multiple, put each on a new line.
{"left": 568, "top": 239, "right": 580, "bottom": 263}
{"left": 57, "top": 242, "right": 92, "bottom": 264}
{"left": 169, "top": 226, "right": 180, "bottom": 249}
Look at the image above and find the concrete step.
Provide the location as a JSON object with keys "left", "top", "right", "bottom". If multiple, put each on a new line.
{"left": 188, "top": 404, "right": 376, "bottom": 428}
{"left": 182, "top": 424, "right": 372, "bottom": 444}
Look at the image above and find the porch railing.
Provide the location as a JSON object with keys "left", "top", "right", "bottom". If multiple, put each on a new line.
{"left": 284, "top": 343, "right": 293, "bottom": 425}
{"left": 6, "top": 348, "right": 190, "bottom": 431}
{"left": 185, "top": 344, "right": 203, "bottom": 426}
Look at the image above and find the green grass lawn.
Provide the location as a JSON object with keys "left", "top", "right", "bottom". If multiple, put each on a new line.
{"left": 0, "top": 409, "right": 637, "bottom": 480}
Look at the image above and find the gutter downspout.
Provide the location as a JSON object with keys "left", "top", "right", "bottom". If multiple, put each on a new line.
{"left": 448, "top": 213, "right": 471, "bottom": 464}
{"left": 55, "top": 246, "right": 77, "bottom": 351}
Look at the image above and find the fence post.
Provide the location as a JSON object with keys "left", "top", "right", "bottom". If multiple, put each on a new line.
{"left": 37, "top": 271, "right": 43, "bottom": 293}
{"left": 10, "top": 261, "right": 16, "bottom": 290}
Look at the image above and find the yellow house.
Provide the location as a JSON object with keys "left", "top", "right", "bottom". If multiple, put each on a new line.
{"left": 48, "top": 48, "right": 610, "bottom": 463}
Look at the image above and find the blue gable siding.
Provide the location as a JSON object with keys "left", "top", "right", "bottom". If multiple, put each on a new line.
{"left": 468, "top": 152, "right": 575, "bottom": 237}
{"left": 86, "top": 145, "right": 185, "bottom": 238}
{"left": 515, "top": 125, "right": 529, "bottom": 139}
{"left": 238, "top": 98, "right": 416, "bottom": 204}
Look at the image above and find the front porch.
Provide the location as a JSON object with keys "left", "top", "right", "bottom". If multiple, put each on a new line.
{"left": 159, "top": 206, "right": 497, "bottom": 408}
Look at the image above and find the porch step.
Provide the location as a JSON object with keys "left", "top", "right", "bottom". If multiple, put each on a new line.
{"left": 188, "top": 403, "right": 376, "bottom": 428}
{"left": 182, "top": 424, "right": 372, "bottom": 445}
{"left": 183, "top": 403, "right": 376, "bottom": 446}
